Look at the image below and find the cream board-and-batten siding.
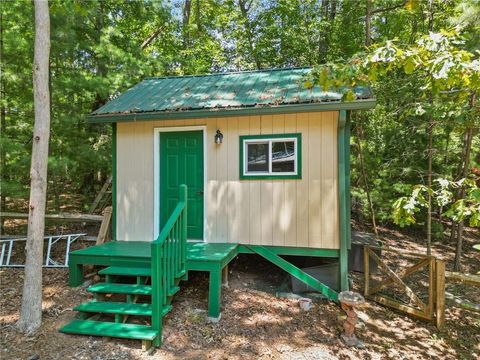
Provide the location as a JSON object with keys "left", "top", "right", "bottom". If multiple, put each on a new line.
{"left": 116, "top": 110, "right": 340, "bottom": 249}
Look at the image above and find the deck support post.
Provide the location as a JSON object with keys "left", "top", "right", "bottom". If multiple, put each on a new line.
{"left": 69, "top": 262, "right": 84, "bottom": 287}
{"left": 221, "top": 266, "right": 229, "bottom": 288}
{"left": 208, "top": 269, "right": 222, "bottom": 320}
{"left": 142, "top": 340, "right": 153, "bottom": 353}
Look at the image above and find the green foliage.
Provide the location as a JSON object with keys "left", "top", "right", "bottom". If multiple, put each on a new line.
{"left": 1, "top": 0, "right": 479, "bottom": 230}
{"left": 431, "top": 221, "right": 445, "bottom": 241}
{"left": 309, "top": 22, "right": 479, "bottom": 229}
{"left": 393, "top": 185, "right": 432, "bottom": 227}
{"left": 442, "top": 178, "right": 480, "bottom": 227}
{"left": 393, "top": 177, "right": 480, "bottom": 228}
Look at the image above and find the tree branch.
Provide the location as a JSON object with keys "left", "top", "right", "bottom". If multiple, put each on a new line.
{"left": 141, "top": 26, "right": 164, "bottom": 50}
{"left": 371, "top": 1, "right": 407, "bottom": 15}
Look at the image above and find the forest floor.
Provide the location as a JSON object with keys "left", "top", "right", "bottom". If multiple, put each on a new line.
{"left": 0, "top": 224, "right": 479, "bottom": 360}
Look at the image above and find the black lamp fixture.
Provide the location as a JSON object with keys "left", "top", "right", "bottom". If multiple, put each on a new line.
{"left": 214, "top": 129, "right": 223, "bottom": 144}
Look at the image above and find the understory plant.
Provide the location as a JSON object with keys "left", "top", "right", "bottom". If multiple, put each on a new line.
{"left": 392, "top": 176, "right": 480, "bottom": 228}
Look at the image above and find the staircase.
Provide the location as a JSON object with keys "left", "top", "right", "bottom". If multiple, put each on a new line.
{"left": 60, "top": 185, "right": 189, "bottom": 350}
{"left": 60, "top": 264, "right": 183, "bottom": 350}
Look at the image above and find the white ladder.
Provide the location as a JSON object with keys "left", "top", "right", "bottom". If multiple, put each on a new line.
{"left": 0, "top": 233, "right": 89, "bottom": 268}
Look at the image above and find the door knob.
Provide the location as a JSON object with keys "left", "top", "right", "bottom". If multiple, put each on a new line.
{"left": 196, "top": 190, "right": 204, "bottom": 195}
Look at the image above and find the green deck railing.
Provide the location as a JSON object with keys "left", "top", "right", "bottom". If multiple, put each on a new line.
{"left": 151, "top": 184, "right": 187, "bottom": 346}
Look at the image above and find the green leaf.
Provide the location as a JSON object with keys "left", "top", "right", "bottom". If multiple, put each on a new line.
{"left": 404, "top": 57, "right": 416, "bottom": 74}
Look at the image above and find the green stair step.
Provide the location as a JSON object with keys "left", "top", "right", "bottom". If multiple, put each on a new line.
{"left": 99, "top": 266, "right": 151, "bottom": 277}
{"left": 88, "top": 283, "right": 152, "bottom": 296}
{"left": 74, "top": 301, "right": 152, "bottom": 316}
{"left": 60, "top": 320, "right": 158, "bottom": 340}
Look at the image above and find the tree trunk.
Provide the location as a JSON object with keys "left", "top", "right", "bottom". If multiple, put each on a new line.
{"left": 195, "top": 0, "right": 201, "bottom": 32}
{"left": 0, "top": 11, "right": 6, "bottom": 235}
{"left": 239, "top": 0, "right": 261, "bottom": 69}
{"left": 453, "top": 92, "right": 475, "bottom": 271}
{"left": 317, "top": 0, "right": 330, "bottom": 62}
{"left": 449, "top": 223, "right": 457, "bottom": 243}
{"left": 183, "top": 0, "right": 191, "bottom": 46}
{"left": 454, "top": 221, "right": 465, "bottom": 272}
{"left": 91, "top": 1, "right": 106, "bottom": 111}
{"left": 365, "top": 0, "right": 372, "bottom": 46}
{"left": 141, "top": 26, "right": 164, "bottom": 50}
{"left": 428, "top": 0, "right": 434, "bottom": 32}
{"left": 317, "top": 0, "right": 337, "bottom": 63}
{"left": 17, "top": 0, "right": 51, "bottom": 334}
{"left": 426, "top": 110, "right": 433, "bottom": 256}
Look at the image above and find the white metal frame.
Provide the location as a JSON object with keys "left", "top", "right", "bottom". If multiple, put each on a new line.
{"left": 242, "top": 136, "right": 299, "bottom": 177}
{"left": 0, "top": 233, "right": 89, "bottom": 268}
{"left": 153, "top": 126, "right": 207, "bottom": 241}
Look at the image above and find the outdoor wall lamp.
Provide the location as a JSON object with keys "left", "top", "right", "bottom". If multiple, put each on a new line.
{"left": 215, "top": 129, "right": 223, "bottom": 144}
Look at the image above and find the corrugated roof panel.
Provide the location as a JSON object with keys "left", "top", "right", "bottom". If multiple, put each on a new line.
{"left": 127, "top": 79, "right": 162, "bottom": 112}
{"left": 182, "top": 74, "right": 216, "bottom": 110}
{"left": 175, "top": 75, "right": 204, "bottom": 110}
{"left": 91, "top": 67, "right": 374, "bottom": 117}
{"left": 246, "top": 71, "right": 264, "bottom": 105}
{"left": 276, "top": 71, "right": 301, "bottom": 104}
{"left": 234, "top": 71, "right": 262, "bottom": 105}
{"left": 146, "top": 77, "right": 179, "bottom": 111}
{"left": 269, "top": 68, "right": 300, "bottom": 104}
{"left": 166, "top": 76, "right": 198, "bottom": 110}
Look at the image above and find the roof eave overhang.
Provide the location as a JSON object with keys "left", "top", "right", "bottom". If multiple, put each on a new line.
{"left": 87, "top": 99, "right": 377, "bottom": 123}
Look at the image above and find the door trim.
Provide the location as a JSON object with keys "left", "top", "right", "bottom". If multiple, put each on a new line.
{"left": 153, "top": 126, "right": 207, "bottom": 241}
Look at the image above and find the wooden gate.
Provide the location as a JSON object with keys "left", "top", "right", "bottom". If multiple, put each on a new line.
{"left": 364, "top": 246, "right": 445, "bottom": 329}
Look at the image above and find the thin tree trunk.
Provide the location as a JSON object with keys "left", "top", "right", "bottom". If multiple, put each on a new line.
{"left": 428, "top": 0, "right": 434, "bottom": 33}
{"left": 449, "top": 223, "right": 457, "bottom": 243}
{"left": 453, "top": 93, "right": 475, "bottom": 271}
{"left": 17, "top": 0, "right": 51, "bottom": 334}
{"left": 365, "top": 0, "right": 372, "bottom": 46}
{"left": 239, "top": 0, "right": 261, "bottom": 69}
{"left": 454, "top": 221, "right": 465, "bottom": 272}
{"left": 426, "top": 0, "right": 435, "bottom": 253}
{"left": 195, "top": 0, "right": 201, "bottom": 32}
{"left": 317, "top": 0, "right": 337, "bottom": 64}
{"left": 92, "top": 1, "right": 106, "bottom": 111}
{"left": 182, "top": 0, "right": 191, "bottom": 46}
{"left": 317, "top": 0, "right": 330, "bottom": 62}
{"left": 0, "top": 11, "right": 6, "bottom": 235}
{"left": 141, "top": 26, "right": 163, "bottom": 50}
{"left": 355, "top": 117, "right": 378, "bottom": 236}
{"left": 426, "top": 109, "right": 433, "bottom": 256}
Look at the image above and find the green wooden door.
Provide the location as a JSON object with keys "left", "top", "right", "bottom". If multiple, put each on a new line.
{"left": 160, "top": 131, "right": 204, "bottom": 240}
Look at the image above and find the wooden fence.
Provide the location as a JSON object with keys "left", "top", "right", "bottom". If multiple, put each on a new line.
{"left": 364, "top": 246, "right": 445, "bottom": 329}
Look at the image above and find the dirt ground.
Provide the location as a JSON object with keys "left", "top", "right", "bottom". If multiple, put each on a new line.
{"left": 1, "top": 226, "right": 479, "bottom": 360}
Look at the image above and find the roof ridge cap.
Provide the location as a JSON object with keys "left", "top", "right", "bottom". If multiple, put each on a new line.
{"left": 144, "top": 67, "right": 313, "bottom": 81}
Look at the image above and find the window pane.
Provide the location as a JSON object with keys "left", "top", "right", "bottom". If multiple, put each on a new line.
{"left": 272, "top": 141, "right": 295, "bottom": 173}
{"left": 246, "top": 142, "right": 269, "bottom": 172}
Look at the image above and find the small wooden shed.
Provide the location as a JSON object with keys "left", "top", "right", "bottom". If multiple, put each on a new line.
{"left": 61, "top": 68, "right": 375, "bottom": 348}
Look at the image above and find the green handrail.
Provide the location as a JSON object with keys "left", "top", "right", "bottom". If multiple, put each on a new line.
{"left": 151, "top": 184, "right": 187, "bottom": 347}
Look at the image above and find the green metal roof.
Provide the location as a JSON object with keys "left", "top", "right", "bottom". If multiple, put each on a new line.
{"left": 89, "top": 68, "right": 375, "bottom": 123}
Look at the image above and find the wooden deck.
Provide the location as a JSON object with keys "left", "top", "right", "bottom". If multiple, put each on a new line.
{"left": 68, "top": 241, "right": 239, "bottom": 319}
{"left": 70, "top": 241, "right": 238, "bottom": 264}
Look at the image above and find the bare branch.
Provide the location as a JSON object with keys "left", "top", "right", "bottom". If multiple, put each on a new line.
{"left": 371, "top": 1, "right": 407, "bottom": 15}
{"left": 141, "top": 26, "right": 164, "bottom": 50}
